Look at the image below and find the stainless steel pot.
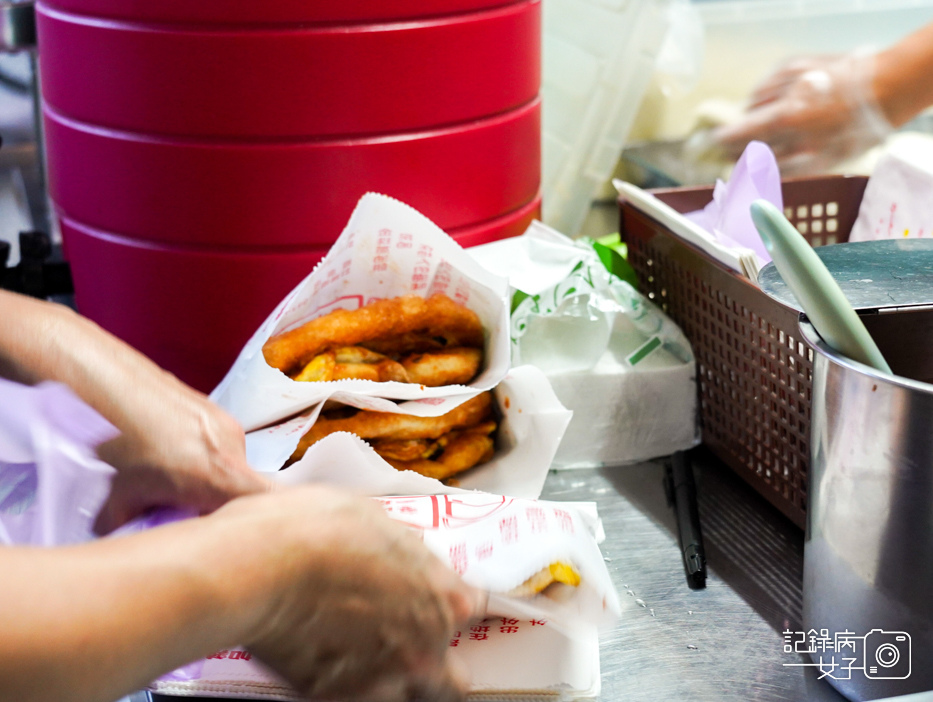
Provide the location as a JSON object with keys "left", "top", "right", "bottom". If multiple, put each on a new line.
{"left": 801, "top": 311, "right": 933, "bottom": 700}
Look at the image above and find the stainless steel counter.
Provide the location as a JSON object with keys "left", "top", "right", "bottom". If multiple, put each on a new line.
{"left": 538, "top": 450, "right": 847, "bottom": 702}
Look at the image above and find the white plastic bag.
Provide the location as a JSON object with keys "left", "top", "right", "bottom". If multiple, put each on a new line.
{"left": 470, "top": 222, "right": 699, "bottom": 467}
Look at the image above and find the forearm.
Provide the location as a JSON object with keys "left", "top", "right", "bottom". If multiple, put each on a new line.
{"left": 873, "top": 21, "right": 933, "bottom": 127}
{"left": 0, "top": 519, "right": 263, "bottom": 702}
{"left": 0, "top": 290, "right": 198, "bottom": 431}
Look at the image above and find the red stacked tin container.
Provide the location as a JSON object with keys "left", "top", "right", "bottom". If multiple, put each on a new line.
{"left": 36, "top": 0, "right": 542, "bottom": 391}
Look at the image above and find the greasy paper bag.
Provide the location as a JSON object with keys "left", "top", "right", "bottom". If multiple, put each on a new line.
{"left": 379, "top": 493, "right": 621, "bottom": 634}
{"left": 212, "top": 193, "right": 511, "bottom": 432}
{"left": 252, "top": 365, "right": 573, "bottom": 500}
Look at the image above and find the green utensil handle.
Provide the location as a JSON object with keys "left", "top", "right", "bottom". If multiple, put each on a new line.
{"left": 750, "top": 200, "right": 892, "bottom": 374}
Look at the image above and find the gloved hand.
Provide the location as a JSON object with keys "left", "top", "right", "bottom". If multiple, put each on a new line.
{"left": 711, "top": 49, "right": 894, "bottom": 175}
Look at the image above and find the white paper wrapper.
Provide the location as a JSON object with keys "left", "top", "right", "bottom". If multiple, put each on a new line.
{"left": 151, "top": 621, "right": 601, "bottom": 701}
{"left": 255, "top": 365, "right": 573, "bottom": 501}
{"left": 549, "top": 347, "right": 700, "bottom": 469}
{"left": 850, "top": 140, "right": 933, "bottom": 243}
{"left": 470, "top": 222, "right": 698, "bottom": 468}
{"left": 211, "top": 193, "right": 511, "bottom": 432}
{"left": 149, "top": 494, "right": 617, "bottom": 700}
{"left": 378, "top": 494, "right": 621, "bottom": 635}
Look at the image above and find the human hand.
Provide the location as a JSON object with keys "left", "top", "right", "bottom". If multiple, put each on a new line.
{"left": 93, "top": 386, "right": 272, "bottom": 534}
{"left": 0, "top": 291, "right": 272, "bottom": 534}
{"left": 0, "top": 484, "right": 483, "bottom": 702}
{"left": 204, "top": 486, "right": 485, "bottom": 702}
{"left": 711, "top": 50, "right": 893, "bottom": 175}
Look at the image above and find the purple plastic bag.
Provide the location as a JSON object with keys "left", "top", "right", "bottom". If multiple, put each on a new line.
{"left": 0, "top": 377, "right": 211, "bottom": 687}
{"left": 112, "top": 505, "right": 196, "bottom": 537}
{"left": 686, "top": 140, "right": 783, "bottom": 264}
{"left": 0, "top": 377, "right": 118, "bottom": 546}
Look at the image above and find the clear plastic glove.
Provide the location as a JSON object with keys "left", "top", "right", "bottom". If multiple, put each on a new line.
{"left": 711, "top": 49, "right": 894, "bottom": 175}
{"left": 216, "top": 486, "right": 485, "bottom": 702}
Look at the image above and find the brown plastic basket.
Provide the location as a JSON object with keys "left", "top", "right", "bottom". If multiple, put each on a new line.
{"left": 619, "top": 175, "right": 868, "bottom": 528}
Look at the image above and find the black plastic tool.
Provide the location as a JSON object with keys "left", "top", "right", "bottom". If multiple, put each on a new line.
{"left": 664, "top": 449, "right": 707, "bottom": 589}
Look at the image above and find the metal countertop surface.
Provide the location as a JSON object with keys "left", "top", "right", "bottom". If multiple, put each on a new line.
{"left": 143, "top": 449, "right": 852, "bottom": 702}
{"left": 538, "top": 450, "right": 845, "bottom": 702}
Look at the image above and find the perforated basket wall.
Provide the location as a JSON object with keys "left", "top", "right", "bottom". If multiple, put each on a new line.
{"left": 619, "top": 176, "right": 868, "bottom": 528}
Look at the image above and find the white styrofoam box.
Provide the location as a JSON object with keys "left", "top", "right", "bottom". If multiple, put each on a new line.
{"left": 541, "top": 0, "right": 673, "bottom": 236}
{"left": 644, "top": 0, "right": 933, "bottom": 141}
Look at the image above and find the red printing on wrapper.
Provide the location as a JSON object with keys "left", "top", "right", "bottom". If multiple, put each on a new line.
{"left": 315, "top": 265, "right": 343, "bottom": 295}
{"left": 470, "top": 624, "right": 490, "bottom": 641}
{"left": 411, "top": 244, "right": 433, "bottom": 290}
{"left": 499, "top": 516, "right": 519, "bottom": 544}
{"left": 377, "top": 495, "right": 513, "bottom": 530}
{"left": 475, "top": 541, "right": 494, "bottom": 561}
{"left": 207, "top": 650, "right": 251, "bottom": 661}
{"left": 553, "top": 509, "right": 575, "bottom": 535}
{"left": 525, "top": 506, "right": 547, "bottom": 533}
{"left": 459, "top": 618, "right": 548, "bottom": 645}
{"left": 429, "top": 261, "right": 453, "bottom": 296}
{"left": 450, "top": 543, "right": 468, "bottom": 574}
{"left": 500, "top": 619, "right": 520, "bottom": 634}
{"left": 454, "top": 279, "right": 470, "bottom": 305}
{"left": 373, "top": 228, "right": 392, "bottom": 272}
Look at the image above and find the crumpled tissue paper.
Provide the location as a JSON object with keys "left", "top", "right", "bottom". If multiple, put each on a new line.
{"left": 686, "top": 139, "right": 782, "bottom": 270}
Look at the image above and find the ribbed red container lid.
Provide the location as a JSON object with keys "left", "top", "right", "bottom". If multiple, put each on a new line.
{"left": 40, "top": 0, "right": 524, "bottom": 25}
{"left": 448, "top": 194, "right": 541, "bottom": 248}
{"left": 44, "top": 98, "right": 541, "bottom": 248}
{"left": 40, "top": 0, "right": 541, "bottom": 390}
{"left": 38, "top": 1, "right": 540, "bottom": 138}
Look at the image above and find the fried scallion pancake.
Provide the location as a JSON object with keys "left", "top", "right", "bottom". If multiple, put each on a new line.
{"left": 507, "top": 562, "right": 582, "bottom": 598}
{"left": 289, "top": 392, "right": 497, "bottom": 480}
{"left": 263, "top": 294, "right": 484, "bottom": 377}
